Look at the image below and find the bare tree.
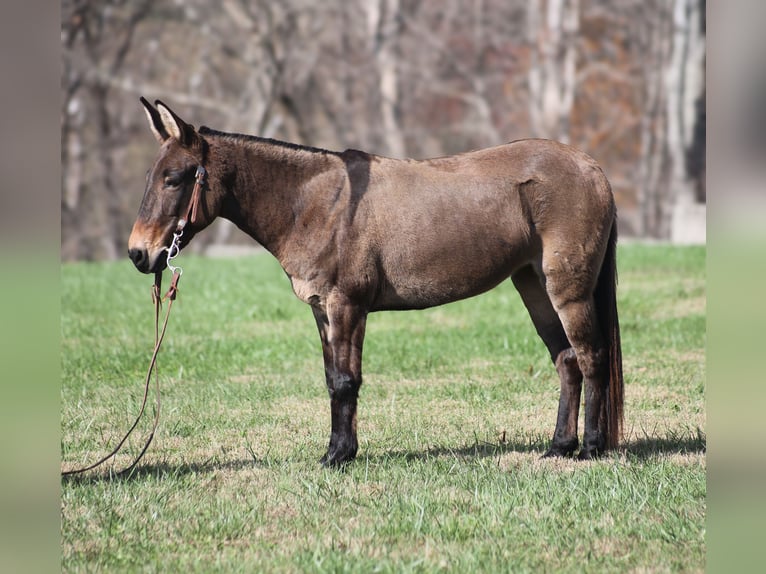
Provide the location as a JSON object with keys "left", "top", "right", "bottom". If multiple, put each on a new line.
{"left": 366, "top": 0, "right": 407, "bottom": 157}
{"left": 528, "top": 0, "right": 580, "bottom": 143}
{"left": 634, "top": 0, "right": 705, "bottom": 238}
{"left": 666, "top": 0, "right": 705, "bottom": 235}
{"left": 61, "top": 0, "right": 704, "bottom": 260}
{"left": 62, "top": 0, "right": 153, "bottom": 260}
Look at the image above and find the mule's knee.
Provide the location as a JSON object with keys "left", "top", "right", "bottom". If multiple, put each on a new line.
{"left": 555, "top": 348, "right": 582, "bottom": 384}
{"left": 572, "top": 347, "right": 607, "bottom": 381}
{"left": 327, "top": 371, "right": 361, "bottom": 401}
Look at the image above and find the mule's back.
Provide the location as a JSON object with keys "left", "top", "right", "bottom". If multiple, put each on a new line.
{"left": 354, "top": 139, "right": 613, "bottom": 311}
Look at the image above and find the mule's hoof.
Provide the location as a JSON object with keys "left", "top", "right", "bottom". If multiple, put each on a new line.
{"left": 542, "top": 448, "right": 576, "bottom": 459}
{"left": 319, "top": 448, "right": 357, "bottom": 468}
{"left": 542, "top": 448, "right": 573, "bottom": 459}
{"left": 542, "top": 438, "right": 578, "bottom": 459}
{"left": 576, "top": 447, "right": 604, "bottom": 461}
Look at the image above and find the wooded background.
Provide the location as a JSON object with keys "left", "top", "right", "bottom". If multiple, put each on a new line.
{"left": 61, "top": 0, "right": 705, "bottom": 261}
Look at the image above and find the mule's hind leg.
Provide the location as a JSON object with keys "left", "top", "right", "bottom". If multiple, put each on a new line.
{"left": 512, "top": 265, "right": 582, "bottom": 458}
{"left": 542, "top": 254, "right": 610, "bottom": 460}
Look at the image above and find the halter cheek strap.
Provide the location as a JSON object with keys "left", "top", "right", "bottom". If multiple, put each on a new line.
{"left": 176, "top": 165, "right": 207, "bottom": 233}
{"left": 167, "top": 164, "right": 207, "bottom": 276}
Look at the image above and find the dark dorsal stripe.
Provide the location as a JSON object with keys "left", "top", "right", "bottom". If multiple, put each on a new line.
{"left": 198, "top": 126, "right": 341, "bottom": 157}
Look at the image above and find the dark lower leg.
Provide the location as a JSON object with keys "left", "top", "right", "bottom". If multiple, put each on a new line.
{"left": 578, "top": 351, "right": 608, "bottom": 460}
{"left": 312, "top": 301, "right": 366, "bottom": 467}
{"left": 544, "top": 348, "right": 583, "bottom": 458}
{"left": 511, "top": 265, "right": 578, "bottom": 458}
{"left": 321, "top": 397, "right": 359, "bottom": 466}
{"left": 543, "top": 292, "right": 608, "bottom": 461}
{"left": 321, "top": 372, "right": 361, "bottom": 467}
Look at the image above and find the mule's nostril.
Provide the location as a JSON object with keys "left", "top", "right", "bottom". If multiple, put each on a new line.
{"left": 128, "top": 247, "right": 147, "bottom": 268}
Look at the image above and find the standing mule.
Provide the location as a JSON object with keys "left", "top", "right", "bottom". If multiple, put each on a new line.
{"left": 129, "top": 98, "right": 624, "bottom": 466}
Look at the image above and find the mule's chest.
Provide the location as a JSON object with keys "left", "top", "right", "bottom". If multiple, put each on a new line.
{"left": 287, "top": 274, "right": 325, "bottom": 307}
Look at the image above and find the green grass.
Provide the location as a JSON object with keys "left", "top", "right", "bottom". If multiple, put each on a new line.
{"left": 61, "top": 244, "right": 706, "bottom": 572}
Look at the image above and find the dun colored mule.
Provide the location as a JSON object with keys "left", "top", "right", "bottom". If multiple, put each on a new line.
{"left": 129, "top": 98, "right": 624, "bottom": 466}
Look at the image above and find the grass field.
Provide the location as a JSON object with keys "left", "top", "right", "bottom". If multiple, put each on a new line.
{"left": 61, "top": 244, "right": 706, "bottom": 572}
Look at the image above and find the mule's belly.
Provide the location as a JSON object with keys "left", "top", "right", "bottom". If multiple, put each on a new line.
{"left": 372, "top": 223, "right": 534, "bottom": 311}
{"left": 373, "top": 271, "right": 511, "bottom": 311}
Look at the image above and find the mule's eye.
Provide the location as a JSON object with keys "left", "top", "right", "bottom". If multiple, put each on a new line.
{"left": 163, "top": 173, "right": 183, "bottom": 188}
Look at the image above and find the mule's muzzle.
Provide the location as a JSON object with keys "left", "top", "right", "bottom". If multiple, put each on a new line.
{"left": 128, "top": 246, "right": 148, "bottom": 271}
{"left": 128, "top": 246, "right": 167, "bottom": 274}
{"left": 128, "top": 220, "right": 175, "bottom": 274}
{"left": 128, "top": 246, "right": 160, "bottom": 274}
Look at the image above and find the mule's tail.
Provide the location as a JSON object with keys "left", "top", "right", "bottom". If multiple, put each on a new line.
{"left": 594, "top": 218, "right": 624, "bottom": 450}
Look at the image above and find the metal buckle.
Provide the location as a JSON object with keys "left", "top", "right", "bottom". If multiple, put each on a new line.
{"left": 165, "top": 229, "right": 184, "bottom": 276}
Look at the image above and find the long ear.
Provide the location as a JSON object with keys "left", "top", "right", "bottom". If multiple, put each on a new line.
{"left": 140, "top": 96, "right": 169, "bottom": 142}
{"left": 155, "top": 99, "right": 198, "bottom": 147}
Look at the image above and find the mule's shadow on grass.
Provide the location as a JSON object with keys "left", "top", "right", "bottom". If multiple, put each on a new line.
{"left": 62, "top": 430, "right": 705, "bottom": 483}
{"left": 626, "top": 431, "right": 706, "bottom": 459}
{"left": 363, "top": 430, "right": 706, "bottom": 465}
{"left": 61, "top": 457, "right": 265, "bottom": 485}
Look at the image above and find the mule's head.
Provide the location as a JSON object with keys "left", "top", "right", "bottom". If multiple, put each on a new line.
{"left": 128, "top": 98, "right": 213, "bottom": 273}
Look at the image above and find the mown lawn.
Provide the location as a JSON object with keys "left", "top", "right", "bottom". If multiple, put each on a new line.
{"left": 61, "top": 244, "right": 705, "bottom": 572}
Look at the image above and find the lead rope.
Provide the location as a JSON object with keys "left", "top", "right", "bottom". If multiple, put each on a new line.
{"left": 62, "top": 250, "right": 183, "bottom": 477}
{"left": 62, "top": 166, "right": 204, "bottom": 477}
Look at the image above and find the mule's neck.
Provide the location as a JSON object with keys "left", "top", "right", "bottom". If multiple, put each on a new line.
{"left": 203, "top": 131, "right": 343, "bottom": 257}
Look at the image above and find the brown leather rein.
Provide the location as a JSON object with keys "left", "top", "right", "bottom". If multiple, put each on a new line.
{"left": 62, "top": 166, "right": 206, "bottom": 477}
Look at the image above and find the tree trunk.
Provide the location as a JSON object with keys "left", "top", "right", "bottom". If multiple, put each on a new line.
{"left": 367, "top": 0, "right": 406, "bottom": 158}
{"left": 637, "top": 0, "right": 705, "bottom": 239}
{"left": 528, "top": 0, "right": 580, "bottom": 143}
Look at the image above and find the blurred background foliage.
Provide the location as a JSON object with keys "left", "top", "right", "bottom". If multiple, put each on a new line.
{"left": 61, "top": 0, "right": 705, "bottom": 261}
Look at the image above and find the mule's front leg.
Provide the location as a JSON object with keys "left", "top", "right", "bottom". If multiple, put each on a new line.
{"left": 312, "top": 299, "right": 367, "bottom": 467}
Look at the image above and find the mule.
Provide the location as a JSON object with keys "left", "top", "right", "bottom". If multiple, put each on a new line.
{"left": 129, "top": 98, "right": 624, "bottom": 466}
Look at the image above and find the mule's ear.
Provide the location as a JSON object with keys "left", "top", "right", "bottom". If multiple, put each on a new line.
{"left": 155, "top": 100, "right": 184, "bottom": 141}
{"left": 141, "top": 96, "right": 169, "bottom": 143}
{"left": 155, "top": 99, "right": 199, "bottom": 147}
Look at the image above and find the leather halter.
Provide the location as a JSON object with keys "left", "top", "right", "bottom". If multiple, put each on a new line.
{"left": 177, "top": 165, "right": 207, "bottom": 233}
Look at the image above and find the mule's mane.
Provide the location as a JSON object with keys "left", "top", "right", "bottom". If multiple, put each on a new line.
{"left": 199, "top": 126, "right": 340, "bottom": 157}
